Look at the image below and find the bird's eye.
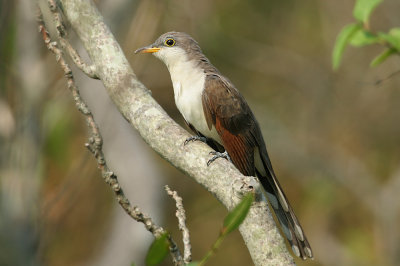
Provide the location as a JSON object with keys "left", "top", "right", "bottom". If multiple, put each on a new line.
{"left": 165, "top": 38, "right": 175, "bottom": 47}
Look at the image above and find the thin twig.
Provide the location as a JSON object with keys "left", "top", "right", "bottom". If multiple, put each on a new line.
{"left": 37, "top": 9, "right": 183, "bottom": 265}
{"left": 375, "top": 69, "right": 400, "bottom": 86}
{"left": 165, "top": 185, "right": 192, "bottom": 264}
{"left": 46, "top": 0, "right": 99, "bottom": 79}
{"left": 62, "top": 38, "right": 99, "bottom": 79}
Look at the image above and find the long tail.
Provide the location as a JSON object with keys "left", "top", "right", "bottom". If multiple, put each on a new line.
{"left": 256, "top": 148, "right": 313, "bottom": 260}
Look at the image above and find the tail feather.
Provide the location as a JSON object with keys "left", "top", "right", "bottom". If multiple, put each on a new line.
{"left": 256, "top": 149, "right": 313, "bottom": 260}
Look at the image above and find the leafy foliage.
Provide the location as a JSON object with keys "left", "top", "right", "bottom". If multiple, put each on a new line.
{"left": 353, "top": 0, "right": 382, "bottom": 23}
{"left": 145, "top": 233, "right": 170, "bottom": 266}
{"left": 370, "top": 48, "right": 396, "bottom": 67}
{"left": 222, "top": 193, "right": 254, "bottom": 235}
{"left": 332, "top": 23, "right": 362, "bottom": 70}
{"left": 332, "top": 0, "right": 400, "bottom": 69}
{"left": 379, "top": 28, "right": 400, "bottom": 50}
{"left": 349, "top": 29, "right": 380, "bottom": 47}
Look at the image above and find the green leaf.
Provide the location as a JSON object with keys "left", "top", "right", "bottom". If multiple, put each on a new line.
{"left": 379, "top": 28, "right": 400, "bottom": 51}
{"left": 349, "top": 29, "right": 380, "bottom": 47}
{"left": 353, "top": 0, "right": 382, "bottom": 23}
{"left": 332, "top": 23, "right": 362, "bottom": 70}
{"left": 145, "top": 233, "right": 170, "bottom": 266}
{"left": 370, "top": 48, "right": 396, "bottom": 67}
{"left": 222, "top": 193, "right": 254, "bottom": 235}
{"left": 187, "top": 262, "right": 200, "bottom": 266}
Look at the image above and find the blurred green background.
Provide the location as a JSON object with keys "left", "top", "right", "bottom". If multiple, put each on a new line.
{"left": 1, "top": 0, "right": 400, "bottom": 265}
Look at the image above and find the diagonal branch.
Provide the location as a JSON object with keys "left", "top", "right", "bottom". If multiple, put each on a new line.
{"left": 37, "top": 8, "right": 183, "bottom": 266}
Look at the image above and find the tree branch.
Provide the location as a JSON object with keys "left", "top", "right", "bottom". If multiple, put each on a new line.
{"left": 43, "top": 0, "right": 296, "bottom": 264}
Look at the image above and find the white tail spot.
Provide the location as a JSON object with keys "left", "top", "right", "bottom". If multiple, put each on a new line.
{"left": 294, "top": 223, "right": 304, "bottom": 241}
{"left": 291, "top": 245, "right": 300, "bottom": 257}
{"left": 305, "top": 247, "right": 313, "bottom": 258}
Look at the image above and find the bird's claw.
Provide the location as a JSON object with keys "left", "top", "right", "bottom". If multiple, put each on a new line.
{"left": 184, "top": 135, "right": 207, "bottom": 146}
{"left": 207, "top": 151, "right": 232, "bottom": 166}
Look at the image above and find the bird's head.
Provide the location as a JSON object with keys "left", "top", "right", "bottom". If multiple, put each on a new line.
{"left": 134, "top": 32, "right": 203, "bottom": 68}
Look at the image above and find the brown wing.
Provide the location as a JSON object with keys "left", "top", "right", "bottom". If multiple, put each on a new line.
{"left": 202, "top": 74, "right": 257, "bottom": 176}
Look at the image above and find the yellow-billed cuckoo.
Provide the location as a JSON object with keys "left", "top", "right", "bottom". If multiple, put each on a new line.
{"left": 135, "top": 32, "right": 313, "bottom": 260}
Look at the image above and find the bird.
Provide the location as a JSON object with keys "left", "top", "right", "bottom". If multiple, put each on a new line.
{"left": 135, "top": 32, "right": 313, "bottom": 260}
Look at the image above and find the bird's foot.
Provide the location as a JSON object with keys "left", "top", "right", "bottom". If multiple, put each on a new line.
{"left": 207, "top": 151, "right": 232, "bottom": 166}
{"left": 184, "top": 135, "right": 207, "bottom": 146}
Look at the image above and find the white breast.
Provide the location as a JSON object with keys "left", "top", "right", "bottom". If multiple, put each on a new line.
{"left": 154, "top": 47, "right": 221, "bottom": 144}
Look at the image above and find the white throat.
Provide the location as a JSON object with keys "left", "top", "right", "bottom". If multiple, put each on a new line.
{"left": 154, "top": 47, "right": 221, "bottom": 143}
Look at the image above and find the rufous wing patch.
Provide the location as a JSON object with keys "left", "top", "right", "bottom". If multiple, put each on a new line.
{"left": 214, "top": 116, "right": 255, "bottom": 176}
